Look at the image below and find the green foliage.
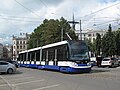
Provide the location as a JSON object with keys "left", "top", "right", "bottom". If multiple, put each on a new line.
{"left": 101, "top": 24, "right": 116, "bottom": 56}
{"left": 95, "top": 33, "right": 101, "bottom": 56}
{"left": 27, "top": 17, "right": 78, "bottom": 49}
{"left": 115, "top": 28, "right": 120, "bottom": 56}
{"left": 85, "top": 39, "right": 95, "bottom": 52}
{"left": 84, "top": 24, "right": 120, "bottom": 57}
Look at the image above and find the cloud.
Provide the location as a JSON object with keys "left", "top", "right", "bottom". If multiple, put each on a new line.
{"left": 0, "top": 0, "right": 120, "bottom": 45}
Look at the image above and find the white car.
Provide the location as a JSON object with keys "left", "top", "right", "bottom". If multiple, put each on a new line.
{"left": 101, "top": 57, "right": 119, "bottom": 67}
{"left": 0, "top": 61, "right": 16, "bottom": 74}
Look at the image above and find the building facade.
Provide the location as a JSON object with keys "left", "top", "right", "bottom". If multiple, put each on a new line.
{"left": 12, "top": 33, "right": 30, "bottom": 60}
{"left": 3, "top": 45, "right": 12, "bottom": 59}
{"left": 75, "top": 29, "right": 107, "bottom": 42}
{"left": 87, "top": 29, "right": 107, "bottom": 43}
{"left": 75, "top": 30, "right": 87, "bottom": 40}
{"left": 0, "top": 43, "right": 3, "bottom": 58}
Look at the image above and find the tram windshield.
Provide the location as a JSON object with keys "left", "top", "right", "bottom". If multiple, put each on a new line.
{"left": 69, "top": 41, "right": 89, "bottom": 60}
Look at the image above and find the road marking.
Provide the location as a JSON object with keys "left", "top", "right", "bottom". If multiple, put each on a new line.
{"left": 0, "top": 76, "right": 13, "bottom": 89}
{"left": 33, "top": 84, "right": 60, "bottom": 90}
{"left": 0, "top": 84, "right": 8, "bottom": 87}
{"left": 2, "top": 75, "right": 32, "bottom": 78}
{"left": 13, "top": 79, "right": 44, "bottom": 86}
{"left": 8, "top": 76, "right": 34, "bottom": 81}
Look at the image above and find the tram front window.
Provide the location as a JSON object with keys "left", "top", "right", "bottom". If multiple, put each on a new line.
{"left": 70, "top": 41, "right": 89, "bottom": 60}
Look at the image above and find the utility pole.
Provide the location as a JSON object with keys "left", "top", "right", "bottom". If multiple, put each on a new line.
{"left": 80, "top": 20, "right": 82, "bottom": 40}
{"left": 68, "top": 13, "right": 79, "bottom": 30}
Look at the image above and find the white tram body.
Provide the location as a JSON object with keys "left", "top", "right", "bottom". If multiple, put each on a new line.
{"left": 18, "top": 40, "right": 91, "bottom": 73}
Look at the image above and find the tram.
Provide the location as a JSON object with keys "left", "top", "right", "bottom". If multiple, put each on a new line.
{"left": 18, "top": 40, "right": 91, "bottom": 73}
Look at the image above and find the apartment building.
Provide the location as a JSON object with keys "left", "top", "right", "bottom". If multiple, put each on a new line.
{"left": 75, "top": 29, "right": 107, "bottom": 42}
{"left": 12, "top": 33, "right": 30, "bottom": 60}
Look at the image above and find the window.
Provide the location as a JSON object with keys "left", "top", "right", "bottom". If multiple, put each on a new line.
{"left": 89, "top": 38, "right": 91, "bottom": 41}
{"left": 101, "top": 33, "right": 103, "bottom": 36}
{"left": 17, "top": 51, "right": 19, "bottom": 54}
{"left": 17, "top": 41, "right": 19, "bottom": 44}
{"left": 20, "top": 41, "right": 22, "bottom": 44}
{"left": 0, "top": 62, "right": 8, "bottom": 65}
{"left": 84, "top": 34, "right": 86, "bottom": 37}
{"left": 17, "top": 46, "right": 19, "bottom": 49}
{"left": 23, "top": 45, "right": 26, "bottom": 49}
{"left": 23, "top": 41, "right": 26, "bottom": 44}
{"left": 93, "top": 38, "right": 95, "bottom": 41}
{"left": 88, "top": 34, "right": 91, "bottom": 37}
{"left": 20, "top": 46, "right": 22, "bottom": 49}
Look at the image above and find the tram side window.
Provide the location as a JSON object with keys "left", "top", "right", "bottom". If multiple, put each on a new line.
{"left": 48, "top": 48, "right": 55, "bottom": 61}
{"left": 63, "top": 45, "right": 68, "bottom": 60}
{"left": 36, "top": 50, "right": 40, "bottom": 61}
{"left": 42, "top": 49, "right": 46, "bottom": 61}
{"left": 20, "top": 54, "right": 23, "bottom": 61}
{"left": 57, "top": 45, "right": 67, "bottom": 61}
{"left": 31, "top": 52, "right": 35, "bottom": 61}
{"left": 22, "top": 53, "right": 26, "bottom": 61}
{"left": 28, "top": 53, "right": 30, "bottom": 61}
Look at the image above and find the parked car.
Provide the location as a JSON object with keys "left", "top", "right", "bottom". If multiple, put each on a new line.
{"left": 101, "top": 57, "right": 119, "bottom": 68}
{"left": 6, "top": 60, "right": 19, "bottom": 68}
{"left": 0, "top": 61, "right": 16, "bottom": 74}
{"left": 0, "top": 59, "right": 19, "bottom": 68}
{"left": 116, "top": 58, "right": 120, "bottom": 66}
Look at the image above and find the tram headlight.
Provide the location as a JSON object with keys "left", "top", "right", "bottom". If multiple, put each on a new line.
{"left": 87, "top": 62, "right": 91, "bottom": 66}
{"left": 71, "top": 62, "right": 78, "bottom": 67}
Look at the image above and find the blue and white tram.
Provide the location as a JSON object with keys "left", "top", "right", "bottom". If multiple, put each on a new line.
{"left": 18, "top": 40, "right": 91, "bottom": 73}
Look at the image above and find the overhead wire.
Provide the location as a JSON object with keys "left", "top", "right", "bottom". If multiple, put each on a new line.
{"left": 0, "top": 16, "right": 42, "bottom": 23}
{"left": 14, "top": 0, "right": 41, "bottom": 18}
{"left": 39, "top": 0, "right": 48, "bottom": 8}
{"left": 0, "top": 14, "right": 26, "bottom": 34}
{"left": 79, "top": 1, "right": 120, "bottom": 19}
{"left": 73, "top": 1, "right": 120, "bottom": 30}
{"left": 0, "top": 14, "right": 41, "bottom": 20}
{"left": 84, "top": 18, "right": 120, "bottom": 30}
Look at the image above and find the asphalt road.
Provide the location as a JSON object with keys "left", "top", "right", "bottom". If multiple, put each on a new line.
{"left": 0, "top": 66, "right": 120, "bottom": 90}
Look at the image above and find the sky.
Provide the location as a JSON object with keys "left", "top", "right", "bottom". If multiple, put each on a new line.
{"left": 0, "top": 0, "right": 120, "bottom": 45}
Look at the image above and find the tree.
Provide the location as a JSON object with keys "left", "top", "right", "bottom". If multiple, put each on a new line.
{"left": 101, "top": 24, "right": 116, "bottom": 56}
{"left": 115, "top": 28, "right": 120, "bottom": 56}
{"left": 27, "top": 17, "right": 78, "bottom": 49}
{"left": 95, "top": 33, "right": 101, "bottom": 56}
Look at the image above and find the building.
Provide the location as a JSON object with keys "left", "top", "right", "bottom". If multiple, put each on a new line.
{"left": 75, "top": 29, "right": 107, "bottom": 42}
{"left": 86, "top": 29, "right": 107, "bottom": 43}
{"left": 12, "top": 33, "right": 30, "bottom": 60}
{"left": 3, "top": 45, "right": 12, "bottom": 59}
{"left": 75, "top": 30, "right": 87, "bottom": 40}
{"left": 0, "top": 43, "right": 3, "bottom": 58}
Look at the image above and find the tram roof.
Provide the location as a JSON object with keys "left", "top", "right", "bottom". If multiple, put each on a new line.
{"left": 42, "top": 41, "right": 68, "bottom": 49}
{"left": 19, "top": 41, "right": 68, "bottom": 54}
{"left": 19, "top": 47, "right": 42, "bottom": 54}
{"left": 28, "top": 47, "right": 41, "bottom": 52}
{"left": 19, "top": 50, "right": 28, "bottom": 54}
